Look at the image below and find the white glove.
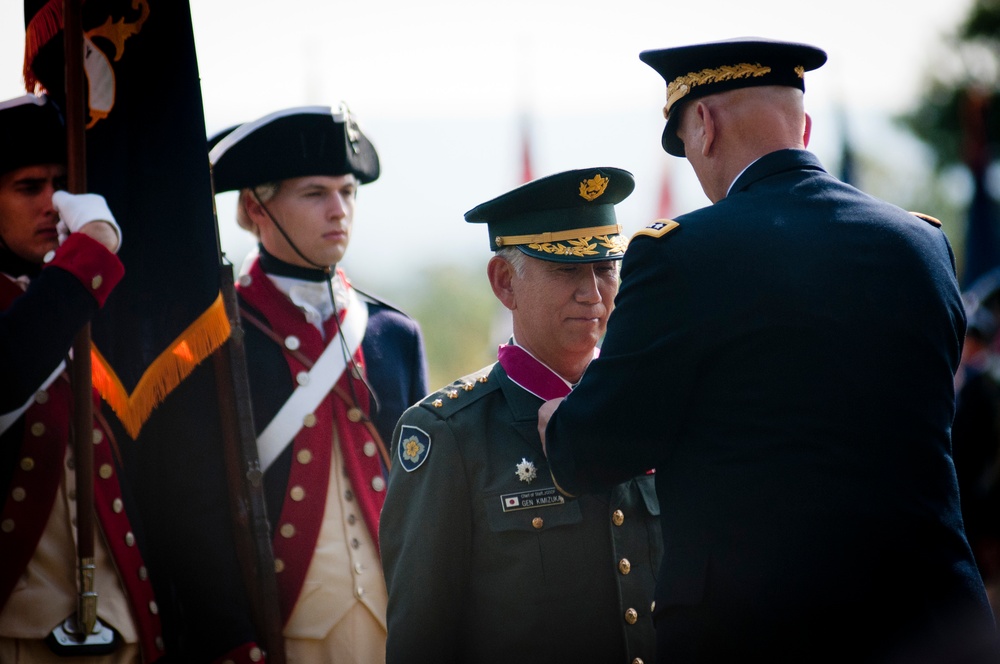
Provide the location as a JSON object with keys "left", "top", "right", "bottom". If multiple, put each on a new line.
{"left": 52, "top": 191, "right": 122, "bottom": 252}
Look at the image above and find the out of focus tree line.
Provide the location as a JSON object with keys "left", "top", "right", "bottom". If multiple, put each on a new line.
{"left": 897, "top": 0, "right": 1000, "bottom": 288}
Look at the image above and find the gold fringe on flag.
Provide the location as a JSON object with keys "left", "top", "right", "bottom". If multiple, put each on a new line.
{"left": 23, "top": 0, "right": 63, "bottom": 93}
{"left": 91, "top": 293, "right": 231, "bottom": 439}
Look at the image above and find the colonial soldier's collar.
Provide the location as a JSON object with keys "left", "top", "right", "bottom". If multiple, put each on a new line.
{"left": 257, "top": 244, "right": 330, "bottom": 282}
{"left": 0, "top": 243, "right": 41, "bottom": 279}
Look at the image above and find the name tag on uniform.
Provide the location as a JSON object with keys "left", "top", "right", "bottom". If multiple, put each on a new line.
{"left": 500, "top": 486, "right": 565, "bottom": 512}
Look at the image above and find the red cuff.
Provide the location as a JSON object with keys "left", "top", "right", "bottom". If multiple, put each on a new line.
{"left": 46, "top": 233, "right": 124, "bottom": 306}
{"left": 211, "top": 642, "right": 266, "bottom": 664}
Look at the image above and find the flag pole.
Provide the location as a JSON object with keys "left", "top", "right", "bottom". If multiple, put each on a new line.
{"left": 62, "top": 0, "right": 101, "bottom": 641}
{"left": 214, "top": 262, "right": 287, "bottom": 663}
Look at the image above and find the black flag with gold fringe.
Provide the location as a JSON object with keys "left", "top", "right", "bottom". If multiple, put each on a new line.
{"left": 24, "top": 0, "right": 230, "bottom": 438}
{"left": 23, "top": 2, "right": 285, "bottom": 659}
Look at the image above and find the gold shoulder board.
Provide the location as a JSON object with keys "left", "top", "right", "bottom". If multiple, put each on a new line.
{"left": 631, "top": 219, "right": 679, "bottom": 240}
{"left": 909, "top": 211, "right": 942, "bottom": 228}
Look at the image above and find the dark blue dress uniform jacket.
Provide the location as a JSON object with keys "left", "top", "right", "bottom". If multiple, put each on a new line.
{"left": 381, "top": 362, "right": 662, "bottom": 664}
{"left": 545, "top": 149, "right": 997, "bottom": 662}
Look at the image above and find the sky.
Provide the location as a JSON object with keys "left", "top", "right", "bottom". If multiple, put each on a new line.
{"left": 0, "top": 0, "right": 978, "bottom": 290}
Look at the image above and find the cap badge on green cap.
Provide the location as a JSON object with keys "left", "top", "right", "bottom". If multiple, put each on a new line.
{"left": 579, "top": 173, "right": 609, "bottom": 201}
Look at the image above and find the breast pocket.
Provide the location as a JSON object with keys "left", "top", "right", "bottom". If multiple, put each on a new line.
{"left": 483, "top": 486, "right": 587, "bottom": 599}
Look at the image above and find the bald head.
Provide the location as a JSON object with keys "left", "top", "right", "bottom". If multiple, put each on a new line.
{"left": 676, "top": 86, "right": 811, "bottom": 202}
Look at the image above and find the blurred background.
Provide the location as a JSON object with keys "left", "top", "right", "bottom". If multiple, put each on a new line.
{"left": 2, "top": 0, "right": 998, "bottom": 389}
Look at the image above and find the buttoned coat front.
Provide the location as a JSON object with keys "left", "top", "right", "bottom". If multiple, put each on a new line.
{"left": 381, "top": 362, "right": 662, "bottom": 664}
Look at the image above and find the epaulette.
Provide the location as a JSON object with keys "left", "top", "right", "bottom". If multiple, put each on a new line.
{"left": 630, "top": 218, "right": 680, "bottom": 240}
{"left": 909, "top": 211, "right": 942, "bottom": 228}
{"left": 418, "top": 364, "right": 500, "bottom": 420}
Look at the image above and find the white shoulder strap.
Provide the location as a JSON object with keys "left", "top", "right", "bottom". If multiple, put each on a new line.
{"left": 0, "top": 361, "right": 65, "bottom": 437}
{"left": 256, "top": 287, "right": 369, "bottom": 472}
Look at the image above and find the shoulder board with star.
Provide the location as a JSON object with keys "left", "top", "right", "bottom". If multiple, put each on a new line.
{"left": 418, "top": 364, "right": 500, "bottom": 419}
{"left": 631, "top": 218, "right": 680, "bottom": 240}
{"left": 909, "top": 211, "right": 942, "bottom": 228}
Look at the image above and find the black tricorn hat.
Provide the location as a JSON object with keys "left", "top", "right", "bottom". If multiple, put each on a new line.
{"left": 640, "top": 37, "right": 827, "bottom": 157}
{"left": 208, "top": 104, "right": 380, "bottom": 193}
{"left": 0, "top": 94, "right": 65, "bottom": 176}
{"left": 465, "top": 167, "right": 633, "bottom": 263}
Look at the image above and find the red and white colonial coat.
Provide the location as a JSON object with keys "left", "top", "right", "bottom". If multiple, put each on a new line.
{"left": 0, "top": 233, "right": 164, "bottom": 662}
{"left": 235, "top": 255, "right": 428, "bottom": 641}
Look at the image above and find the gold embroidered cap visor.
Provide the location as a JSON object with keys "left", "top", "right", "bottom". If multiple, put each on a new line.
{"left": 639, "top": 37, "right": 827, "bottom": 157}
{"left": 208, "top": 104, "right": 380, "bottom": 193}
{"left": 464, "top": 167, "right": 634, "bottom": 263}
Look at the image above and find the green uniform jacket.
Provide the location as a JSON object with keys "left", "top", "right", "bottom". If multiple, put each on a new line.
{"left": 380, "top": 361, "right": 662, "bottom": 664}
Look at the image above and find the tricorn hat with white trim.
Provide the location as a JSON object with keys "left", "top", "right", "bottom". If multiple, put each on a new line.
{"left": 208, "top": 103, "right": 379, "bottom": 193}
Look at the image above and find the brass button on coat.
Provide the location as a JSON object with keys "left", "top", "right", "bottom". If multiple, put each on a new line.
{"left": 618, "top": 558, "right": 631, "bottom": 575}
{"left": 612, "top": 509, "right": 624, "bottom": 526}
{"left": 625, "top": 608, "right": 638, "bottom": 624}
{"left": 532, "top": 517, "right": 544, "bottom": 529}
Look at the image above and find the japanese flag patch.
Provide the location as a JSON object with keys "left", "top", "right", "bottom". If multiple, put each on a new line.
{"left": 397, "top": 425, "right": 431, "bottom": 472}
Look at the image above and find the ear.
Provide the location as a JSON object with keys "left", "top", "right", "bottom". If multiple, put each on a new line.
{"left": 698, "top": 101, "right": 716, "bottom": 156}
{"left": 241, "top": 189, "right": 268, "bottom": 227}
{"left": 802, "top": 112, "right": 813, "bottom": 148}
{"left": 487, "top": 255, "right": 517, "bottom": 311}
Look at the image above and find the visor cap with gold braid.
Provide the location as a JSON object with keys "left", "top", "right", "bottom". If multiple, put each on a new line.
{"left": 640, "top": 37, "right": 827, "bottom": 157}
{"left": 464, "top": 167, "right": 633, "bottom": 263}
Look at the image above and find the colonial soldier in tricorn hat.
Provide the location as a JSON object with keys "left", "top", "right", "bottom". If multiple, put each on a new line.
{"left": 540, "top": 38, "right": 1000, "bottom": 663}
{"left": 0, "top": 94, "right": 165, "bottom": 661}
{"left": 209, "top": 104, "right": 428, "bottom": 662}
{"left": 380, "top": 167, "right": 661, "bottom": 664}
